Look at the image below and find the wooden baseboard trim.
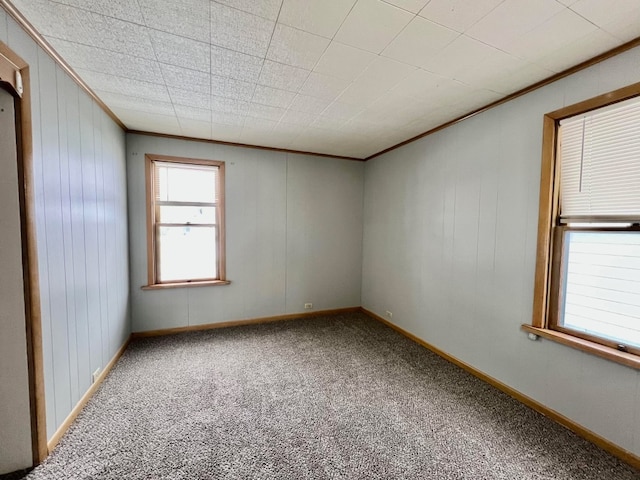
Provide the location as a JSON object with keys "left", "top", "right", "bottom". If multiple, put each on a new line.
{"left": 131, "top": 307, "right": 362, "bottom": 339}
{"left": 46, "top": 337, "right": 131, "bottom": 452}
{"left": 360, "top": 307, "right": 640, "bottom": 471}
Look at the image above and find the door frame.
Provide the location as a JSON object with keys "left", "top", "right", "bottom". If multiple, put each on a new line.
{"left": 0, "top": 41, "right": 47, "bottom": 465}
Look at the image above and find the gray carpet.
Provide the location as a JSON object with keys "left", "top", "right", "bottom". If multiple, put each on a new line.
{"left": 22, "top": 312, "right": 640, "bottom": 479}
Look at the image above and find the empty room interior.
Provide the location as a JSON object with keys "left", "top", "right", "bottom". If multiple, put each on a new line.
{"left": 2, "top": 0, "right": 640, "bottom": 478}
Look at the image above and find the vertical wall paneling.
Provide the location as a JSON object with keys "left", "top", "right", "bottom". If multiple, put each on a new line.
{"left": 127, "top": 134, "right": 363, "bottom": 332}
{"left": 65, "top": 74, "right": 91, "bottom": 400}
{"left": 3, "top": 8, "right": 130, "bottom": 441}
{"left": 79, "top": 91, "right": 103, "bottom": 386}
{"left": 55, "top": 64, "right": 79, "bottom": 406}
{"left": 7, "top": 17, "right": 57, "bottom": 439}
{"left": 38, "top": 47, "right": 72, "bottom": 431}
{"left": 361, "top": 45, "right": 640, "bottom": 456}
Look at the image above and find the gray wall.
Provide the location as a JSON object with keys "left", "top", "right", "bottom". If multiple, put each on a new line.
{"left": 0, "top": 87, "right": 32, "bottom": 473}
{"left": 362, "top": 46, "right": 640, "bottom": 456}
{"left": 1, "top": 7, "right": 130, "bottom": 443}
{"left": 127, "top": 134, "right": 363, "bottom": 332}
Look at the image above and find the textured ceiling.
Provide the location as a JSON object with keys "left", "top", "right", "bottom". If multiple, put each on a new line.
{"left": 12, "top": 0, "right": 640, "bottom": 159}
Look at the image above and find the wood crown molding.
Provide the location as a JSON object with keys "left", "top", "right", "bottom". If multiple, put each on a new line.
{"left": 127, "top": 131, "right": 364, "bottom": 162}
{"left": 361, "top": 307, "right": 640, "bottom": 471}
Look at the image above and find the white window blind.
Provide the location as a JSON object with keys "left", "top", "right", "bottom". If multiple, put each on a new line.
{"left": 559, "top": 95, "right": 640, "bottom": 221}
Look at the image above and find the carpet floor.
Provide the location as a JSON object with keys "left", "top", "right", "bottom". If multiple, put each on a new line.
{"left": 21, "top": 312, "right": 640, "bottom": 479}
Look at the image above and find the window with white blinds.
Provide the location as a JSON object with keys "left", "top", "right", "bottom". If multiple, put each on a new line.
{"left": 549, "top": 92, "right": 640, "bottom": 355}
{"left": 559, "top": 95, "right": 640, "bottom": 222}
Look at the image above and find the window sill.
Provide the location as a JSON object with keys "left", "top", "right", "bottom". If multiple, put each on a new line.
{"left": 521, "top": 325, "right": 640, "bottom": 370}
{"left": 142, "top": 280, "right": 231, "bottom": 290}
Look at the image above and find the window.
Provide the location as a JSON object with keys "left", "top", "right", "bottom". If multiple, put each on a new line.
{"left": 144, "top": 154, "right": 228, "bottom": 289}
{"left": 527, "top": 83, "right": 640, "bottom": 367}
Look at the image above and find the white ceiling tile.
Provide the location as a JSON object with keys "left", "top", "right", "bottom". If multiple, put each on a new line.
{"left": 570, "top": 0, "right": 640, "bottom": 30}
{"left": 16, "top": 0, "right": 637, "bottom": 158}
{"left": 210, "top": 2, "right": 275, "bottom": 57}
{"left": 418, "top": 0, "right": 504, "bottom": 33}
{"left": 337, "top": 55, "right": 417, "bottom": 105}
{"left": 160, "top": 64, "right": 211, "bottom": 94}
{"left": 334, "top": 0, "right": 414, "bottom": 53}
{"left": 449, "top": 88, "right": 503, "bottom": 111}
{"left": 337, "top": 82, "right": 389, "bottom": 107}
{"left": 466, "top": 0, "right": 565, "bottom": 51}
{"left": 178, "top": 118, "right": 212, "bottom": 138}
{"left": 258, "top": 60, "right": 310, "bottom": 91}
{"left": 533, "top": 29, "right": 620, "bottom": 72}
{"left": 311, "top": 115, "right": 346, "bottom": 130}
{"left": 211, "top": 46, "right": 263, "bottom": 82}
{"left": 75, "top": 69, "right": 170, "bottom": 102}
{"left": 272, "top": 122, "right": 305, "bottom": 138}
{"left": 211, "top": 75, "right": 255, "bottom": 101}
{"left": 488, "top": 62, "right": 554, "bottom": 95}
{"left": 17, "top": 1, "right": 155, "bottom": 59}
{"left": 570, "top": 0, "right": 640, "bottom": 42}
{"left": 94, "top": 91, "right": 175, "bottom": 116}
{"left": 49, "top": 38, "right": 164, "bottom": 83}
{"left": 601, "top": 13, "right": 640, "bottom": 42}
{"left": 211, "top": 111, "right": 246, "bottom": 126}
{"left": 420, "top": 34, "right": 499, "bottom": 78}
{"left": 47, "top": 0, "right": 145, "bottom": 23}
{"left": 289, "top": 94, "right": 333, "bottom": 114}
{"left": 382, "top": 0, "right": 430, "bottom": 14}
{"left": 239, "top": 130, "right": 279, "bottom": 147}
{"left": 174, "top": 104, "right": 212, "bottom": 122}
{"left": 382, "top": 16, "right": 459, "bottom": 67}
{"left": 266, "top": 24, "right": 330, "bottom": 69}
{"left": 280, "top": 109, "right": 317, "bottom": 126}
{"left": 279, "top": 0, "right": 357, "bottom": 38}
{"left": 212, "top": 0, "right": 283, "bottom": 20}
{"left": 244, "top": 118, "right": 279, "bottom": 131}
{"left": 387, "top": 68, "right": 450, "bottom": 100}
{"left": 211, "top": 96, "right": 251, "bottom": 115}
{"left": 252, "top": 85, "right": 296, "bottom": 108}
{"left": 149, "top": 30, "right": 210, "bottom": 72}
{"left": 247, "top": 103, "right": 286, "bottom": 121}
{"left": 454, "top": 50, "right": 528, "bottom": 93}
{"left": 241, "top": 119, "right": 278, "bottom": 144}
{"left": 298, "top": 72, "right": 351, "bottom": 100}
{"left": 211, "top": 123, "right": 243, "bottom": 140}
{"left": 168, "top": 87, "right": 211, "bottom": 109}
{"left": 138, "top": 0, "right": 210, "bottom": 42}
{"left": 114, "top": 107, "right": 181, "bottom": 134}
{"left": 506, "top": 8, "right": 598, "bottom": 61}
{"left": 313, "top": 42, "right": 376, "bottom": 81}
{"left": 322, "top": 102, "right": 364, "bottom": 121}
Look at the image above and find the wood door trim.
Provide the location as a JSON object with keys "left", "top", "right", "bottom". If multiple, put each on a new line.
{"left": 0, "top": 41, "right": 47, "bottom": 465}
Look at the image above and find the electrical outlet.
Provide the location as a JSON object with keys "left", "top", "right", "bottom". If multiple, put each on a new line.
{"left": 92, "top": 368, "right": 101, "bottom": 384}
{"left": 385, "top": 311, "right": 393, "bottom": 319}
{"left": 304, "top": 303, "right": 313, "bottom": 309}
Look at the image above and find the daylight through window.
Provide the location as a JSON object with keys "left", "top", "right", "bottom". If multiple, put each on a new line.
{"left": 530, "top": 86, "right": 640, "bottom": 362}
{"left": 145, "top": 154, "right": 226, "bottom": 287}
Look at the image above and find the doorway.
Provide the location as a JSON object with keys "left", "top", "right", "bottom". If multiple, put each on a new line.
{"left": 0, "top": 44, "right": 46, "bottom": 474}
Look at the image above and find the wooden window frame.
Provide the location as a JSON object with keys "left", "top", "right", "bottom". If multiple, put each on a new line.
{"left": 142, "top": 154, "right": 230, "bottom": 290}
{"left": 523, "top": 81, "right": 640, "bottom": 370}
